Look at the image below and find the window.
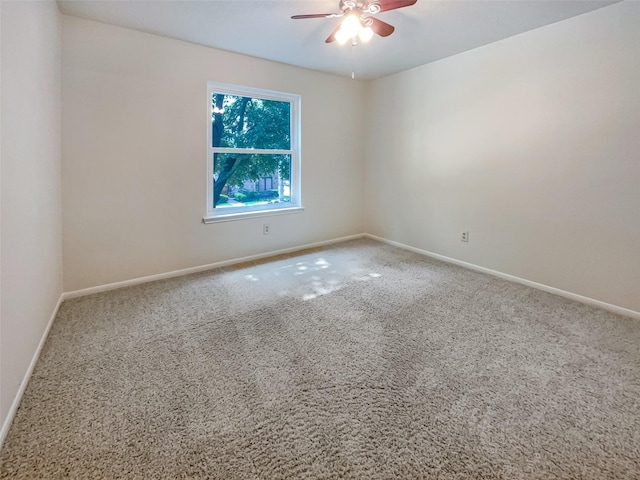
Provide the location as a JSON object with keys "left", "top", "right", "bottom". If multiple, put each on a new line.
{"left": 204, "top": 82, "right": 302, "bottom": 222}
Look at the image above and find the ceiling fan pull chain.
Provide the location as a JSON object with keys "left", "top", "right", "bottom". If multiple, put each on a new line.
{"left": 351, "top": 43, "right": 356, "bottom": 79}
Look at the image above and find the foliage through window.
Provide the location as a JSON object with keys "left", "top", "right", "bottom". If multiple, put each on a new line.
{"left": 206, "top": 82, "right": 301, "bottom": 220}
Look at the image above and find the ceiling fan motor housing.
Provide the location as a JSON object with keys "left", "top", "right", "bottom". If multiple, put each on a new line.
{"left": 340, "top": 0, "right": 382, "bottom": 15}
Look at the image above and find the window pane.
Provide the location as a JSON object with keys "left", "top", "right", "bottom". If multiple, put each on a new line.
{"left": 211, "top": 93, "right": 290, "bottom": 150}
{"left": 212, "top": 153, "right": 291, "bottom": 208}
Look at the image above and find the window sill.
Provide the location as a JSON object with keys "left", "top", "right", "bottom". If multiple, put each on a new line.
{"left": 202, "top": 207, "right": 304, "bottom": 224}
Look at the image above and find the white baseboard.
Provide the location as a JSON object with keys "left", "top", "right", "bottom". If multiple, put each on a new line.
{"left": 52, "top": 231, "right": 640, "bottom": 317}
{"left": 365, "top": 233, "right": 640, "bottom": 320}
{"left": 63, "top": 233, "right": 366, "bottom": 300}
{"left": 0, "top": 294, "right": 64, "bottom": 450}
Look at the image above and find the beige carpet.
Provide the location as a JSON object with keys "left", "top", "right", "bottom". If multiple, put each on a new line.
{"left": 1, "top": 238, "right": 639, "bottom": 479}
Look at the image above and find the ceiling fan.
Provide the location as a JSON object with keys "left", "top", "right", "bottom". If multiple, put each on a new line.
{"left": 292, "top": 0, "right": 417, "bottom": 45}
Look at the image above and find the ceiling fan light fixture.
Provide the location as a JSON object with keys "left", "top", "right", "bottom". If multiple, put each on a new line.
{"left": 359, "top": 26, "right": 374, "bottom": 42}
{"left": 335, "top": 27, "right": 351, "bottom": 44}
{"left": 335, "top": 14, "right": 364, "bottom": 44}
{"left": 335, "top": 14, "right": 374, "bottom": 45}
{"left": 342, "top": 14, "right": 362, "bottom": 34}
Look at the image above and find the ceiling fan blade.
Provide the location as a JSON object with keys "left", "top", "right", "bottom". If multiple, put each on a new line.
{"left": 373, "top": 0, "right": 417, "bottom": 13}
{"left": 369, "top": 17, "right": 395, "bottom": 37}
{"left": 325, "top": 24, "right": 342, "bottom": 43}
{"left": 291, "top": 13, "right": 340, "bottom": 20}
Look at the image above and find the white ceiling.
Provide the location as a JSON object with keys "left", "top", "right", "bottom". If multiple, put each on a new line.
{"left": 57, "top": 0, "right": 620, "bottom": 80}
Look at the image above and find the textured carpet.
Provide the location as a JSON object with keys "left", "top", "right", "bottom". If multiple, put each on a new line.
{"left": 1, "top": 238, "right": 639, "bottom": 479}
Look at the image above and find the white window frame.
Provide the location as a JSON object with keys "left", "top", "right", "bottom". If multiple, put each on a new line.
{"left": 203, "top": 82, "right": 302, "bottom": 223}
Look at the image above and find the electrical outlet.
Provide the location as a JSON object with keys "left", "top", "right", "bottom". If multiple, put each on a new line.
{"left": 263, "top": 224, "right": 270, "bottom": 235}
{"left": 461, "top": 231, "right": 469, "bottom": 242}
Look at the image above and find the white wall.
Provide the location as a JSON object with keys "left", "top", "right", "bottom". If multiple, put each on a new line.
{"left": 0, "top": 1, "right": 62, "bottom": 435}
{"left": 365, "top": 2, "right": 640, "bottom": 312}
{"left": 62, "top": 17, "right": 365, "bottom": 292}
